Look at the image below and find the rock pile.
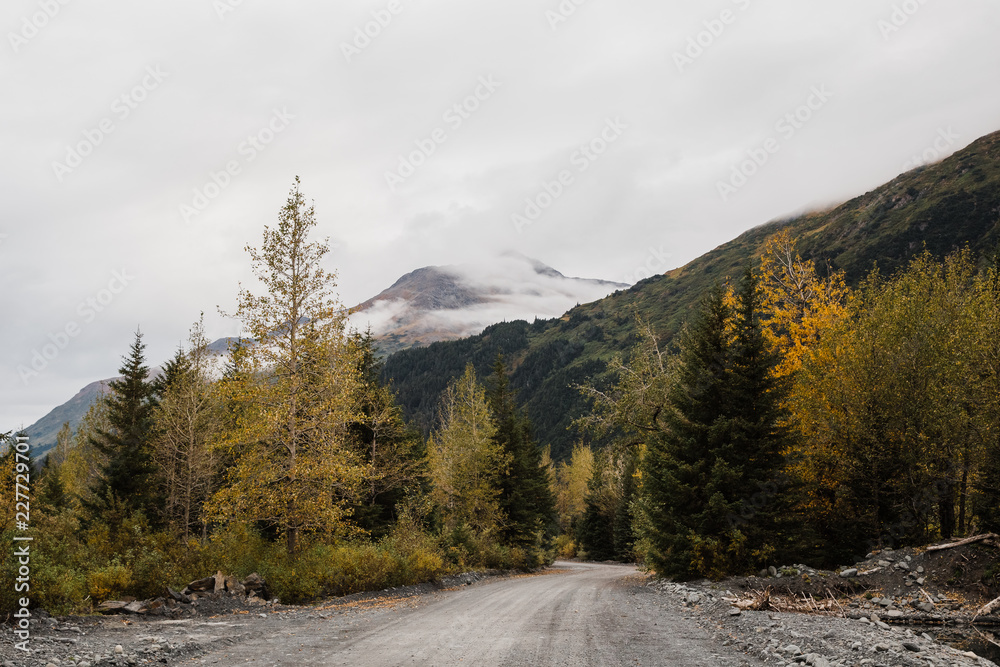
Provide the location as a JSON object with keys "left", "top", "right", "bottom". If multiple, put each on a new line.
{"left": 97, "top": 571, "right": 272, "bottom": 616}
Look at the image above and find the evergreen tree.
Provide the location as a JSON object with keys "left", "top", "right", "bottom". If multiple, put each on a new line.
{"left": 578, "top": 444, "right": 638, "bottom": 561}
{"left": 724, "top": 268, "right": 793, "bottom": 557}
{"left": 152, "top": 346, "right": 193, "bottom": 399}
{"left": 486, "top": 357, "right": 555, "bottom": 549}
{"left": 36, "top": 455, "right": 69, "bottom": 512}
{"left": 86, "top": 330, "right": 160, "bottom": 526}
{"left": 637, "top": 270, "right": 790, "bottom": 579}
{"left": 347, "top": 329, "right": 426, "bottom": 538}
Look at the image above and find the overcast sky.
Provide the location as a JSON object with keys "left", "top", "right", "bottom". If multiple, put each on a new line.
{"left": 3, "top": 0, "right": 999, "bottom": 429}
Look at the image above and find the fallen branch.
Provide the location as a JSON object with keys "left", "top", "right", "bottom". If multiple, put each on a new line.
{"left": 825, "top": 588, "right": 846, "bottom": 618}
{"left": 926, "top": 533, "right": 999, "bottom": 552}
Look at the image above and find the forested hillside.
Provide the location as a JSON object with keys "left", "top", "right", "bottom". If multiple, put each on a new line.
{"left": 383, "top": 130, "right": 1000, "bottom": 460}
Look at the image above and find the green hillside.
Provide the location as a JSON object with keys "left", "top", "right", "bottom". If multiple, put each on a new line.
{"left": 382, "top": 130, "right": 1000, "bottom": 460}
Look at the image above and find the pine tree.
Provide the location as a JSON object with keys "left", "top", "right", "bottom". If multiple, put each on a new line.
{"left": 152, "top": 346, "right": 193, "bottom": 399}
{"left": 578, "top": 444, "right": 638, "bottom": 561}
{"left": 86, "top": 330, "right": 160, "bottom": 526}
{"left": 637, "top": 270, "right": 790, "bottom": 579}
{"left": 724, "top": 267, "right": 792, "bottom": 560}
{"left": 486, "top": 357, "right": 555, "bottom": 550}
{"left": 347, "top": 329, "right": 426, "bottom": 537}
{"left": 36, "top": 456, "right": 69, "bottom": 512}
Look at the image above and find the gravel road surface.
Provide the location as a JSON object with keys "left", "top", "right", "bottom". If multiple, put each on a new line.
{"left": 181, "top": 561, "right": 760, "bottom": 666}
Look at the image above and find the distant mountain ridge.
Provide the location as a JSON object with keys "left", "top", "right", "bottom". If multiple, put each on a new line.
{"left": 22, "top": 379, "right": 110, "bottom": 457}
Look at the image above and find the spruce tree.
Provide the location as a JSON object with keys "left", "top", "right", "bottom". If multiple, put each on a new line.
{"left": 152, "top": 346, "right": 193, "bottom": 399}
{"left": 347, "top": 329, "right": 426, "bottom": 538}
{"left": 724, "top": 267, "right": 792, "bottom": 558}
{"left": 86, "top": 330, "right": 160, "bottom": 526}
{"left": 637, "top": 271, "right": 789, "bottom": 579}
{"left": 486, "top": 357, "right": 555, "bottom": 550}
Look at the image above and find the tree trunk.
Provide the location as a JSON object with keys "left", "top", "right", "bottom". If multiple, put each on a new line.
{"left": 959, "top": 467, "right": 969, "bottom": 536}
{"left": 939, "top": 479, "right": 956, "bottom": 540}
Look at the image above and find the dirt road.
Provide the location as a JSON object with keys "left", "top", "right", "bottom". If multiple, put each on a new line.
{"left": 181, "top": 561, "right": 760, "bottom": 666}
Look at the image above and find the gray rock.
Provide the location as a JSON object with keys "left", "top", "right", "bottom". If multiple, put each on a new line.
{"left": 225, "top": 575, "right": 246, "bottom": 596}
{"left": 184, "top": 575, "right": 215, "bottom": 593}
{"left": 165, "top": 586, "right": 191, "bottom": 604}
{"left": 840, "top": 568, "right": 858, "bottom": 578}
{"left": 902, "top": 641, "right": 920, "bottom": 652}
{"left": 124, "top": 601, "right": 149, "bottom": 614}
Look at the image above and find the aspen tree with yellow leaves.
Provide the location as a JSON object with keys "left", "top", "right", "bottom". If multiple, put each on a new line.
{"left": 758, "top": 229, "right": 851, "bottom": 379}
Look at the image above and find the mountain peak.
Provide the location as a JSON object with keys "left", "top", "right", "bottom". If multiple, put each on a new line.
{"left": 350, "top": 254, "right": 627, "bottom": 353}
